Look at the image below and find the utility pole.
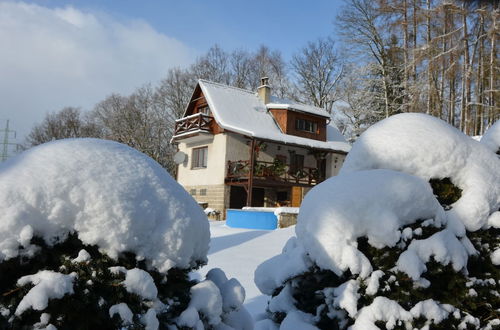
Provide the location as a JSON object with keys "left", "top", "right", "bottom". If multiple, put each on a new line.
{"left": 0, "top": 120, "right": 17, "bottom": 162}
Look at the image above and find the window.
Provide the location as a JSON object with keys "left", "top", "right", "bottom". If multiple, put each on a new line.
{"left": 295, "top": 119, "right": 318, "bottom": 133}
{"left": 276, "top": 154, "right": 287, "bottom": 163}
{"left": 192, "top": 147, "right": 208, "bottom": 168}
{"left": 290, "top": 153, "right": 304, "bottom": 174}
{"left": 200, "top": 189, "right": 207, "bottom": 196}
{"left": 190, "top": 189, "right": 197, "bottom": 195}
{"left": 198, "top": 105, "right": 210, "bottom": 115}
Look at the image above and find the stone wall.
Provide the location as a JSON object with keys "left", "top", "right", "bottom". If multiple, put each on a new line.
{"left": 183, "top": 184, "right": 229, "bottom": 219}
{"left": 277, "top": 213, "right": 298, "bottom": 228}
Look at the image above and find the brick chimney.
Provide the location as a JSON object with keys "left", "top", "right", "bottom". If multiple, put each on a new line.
{"left": 257, "top": 77, "right": 271, "bottom": 104}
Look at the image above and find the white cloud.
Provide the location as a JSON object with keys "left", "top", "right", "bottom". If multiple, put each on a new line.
{"left": 0, "top": 2, "right": 195, "bottom": 139}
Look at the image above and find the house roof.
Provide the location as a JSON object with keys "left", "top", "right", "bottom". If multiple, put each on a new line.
{"left": 267, "top": 96, "right": 331, "bottom": 118}
{"left": 197, "top": 79, "right": 351, "bottom": 153}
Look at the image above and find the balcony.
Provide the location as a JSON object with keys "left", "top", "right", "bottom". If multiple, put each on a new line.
{"left": 226, "top": 159, "right": 325, "bottom": 187}
{"left": 173, "top": 113, "right": 214, "bottom": 142}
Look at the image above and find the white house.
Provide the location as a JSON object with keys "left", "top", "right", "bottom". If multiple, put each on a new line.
{"left": 172, "top": 78, "right": 351, "bottom": 218}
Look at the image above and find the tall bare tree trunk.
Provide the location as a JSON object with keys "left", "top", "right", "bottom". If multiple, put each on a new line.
{"left": 488, "top": 10, "right": 498, "bottom": 128}
{"left": 476, "top": 9, "right": 486, "bottom": 135}
{"left": 460, "top": 3, "right": 470, "bottom": 132}
{"left": 403, "top": 0, "right": 410, "bottom": 112}
{"left": 426, "top": 0, "right": 433, "bottom": 115}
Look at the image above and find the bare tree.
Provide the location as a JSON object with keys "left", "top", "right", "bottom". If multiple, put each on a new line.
{"left": 291, "top": 38, "right": 344, "bottom": 113}
{"left": 334, "top": 64, "right": 382, "bottom": 140}
{"left": 191, "top": 45, "right": 231, "bottom": 85}
{"left": 248, "top": 45, "right": 290, "bottom": 98}
{"left": 92, "top": 85, "right": 176, "bottom": 172}
{"left": 25, "top": 107, "right": 101, "bottom": 147}
{"left": 230, "top": 49, "right": 254, "bottom": 89}
{"left": 156, "top": 67, "right": 196, "bottom": 126}
{"left": 337, "top": 0, "right": 405, "bottom": 118}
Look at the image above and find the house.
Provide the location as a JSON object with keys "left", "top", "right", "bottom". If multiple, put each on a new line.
{"left": 171, "top": 78, "right": 351, "bottom": 218}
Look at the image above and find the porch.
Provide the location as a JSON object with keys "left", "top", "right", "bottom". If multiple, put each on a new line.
{"left": 173, "top": 113, "right": 214, "bottom": 136}
{"left": 225, "top": 159, "right": 325, "bottom": 187}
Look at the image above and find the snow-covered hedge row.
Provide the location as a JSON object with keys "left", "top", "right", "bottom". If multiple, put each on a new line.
{"left": 255, "top": 114, "right": 499, "bottom": 330}
{"left": 0, "top": 139, "right": 252, "bottom": 329}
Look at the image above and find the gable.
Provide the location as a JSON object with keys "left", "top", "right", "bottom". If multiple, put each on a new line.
{"left": 268, "top": 109, "right": 327, "bottom": 141}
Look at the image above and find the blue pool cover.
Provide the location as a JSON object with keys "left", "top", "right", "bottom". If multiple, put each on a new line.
{"left": 226, "top": 209, "right": 277, "bottom": 230}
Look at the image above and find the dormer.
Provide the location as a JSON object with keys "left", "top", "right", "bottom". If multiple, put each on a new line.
{"left": 256, "top": 79, "right": 330, "bottom": 142}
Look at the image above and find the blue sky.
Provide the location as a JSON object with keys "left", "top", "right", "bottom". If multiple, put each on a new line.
{"left": 0, "top": 0, "right": 344, "bottom": 140}
{"left": 27, "top": 0, "right": 344, "bottom": 60}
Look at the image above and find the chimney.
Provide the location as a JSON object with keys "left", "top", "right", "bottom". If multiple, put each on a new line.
{"left": 257, "top": 77, "right": 271, "bottom": 104}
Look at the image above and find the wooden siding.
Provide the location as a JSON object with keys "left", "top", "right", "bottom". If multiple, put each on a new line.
{"left": 269, "top": 109, "right": 327, "bottom": 141}
{"left": 185, "top": 86, "right": 224, "bottom": 134}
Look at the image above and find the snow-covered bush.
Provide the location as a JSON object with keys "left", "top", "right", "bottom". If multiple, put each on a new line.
{"left": 0, "top": 139, "right": 251, "bottom": 329}
{"left": 255, "top": 114, "right": 499, "bottom": 329}
{"left": 481, "top": 120, "right": 500, "bottom": 155}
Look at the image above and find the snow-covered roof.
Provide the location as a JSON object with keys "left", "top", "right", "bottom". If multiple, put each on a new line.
{"left": 267, "top": 96, "right": 331, "bottom": 118}
{"left": 197, "top": 80, "right": 350, "bottom": 153}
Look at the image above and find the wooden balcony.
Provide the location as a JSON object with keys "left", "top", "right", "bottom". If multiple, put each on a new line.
{"left": 226, "top": 160, "right": 325, "bottom": 187}
{"left": 174, "top": 113, "right": 214, "bottom": 137}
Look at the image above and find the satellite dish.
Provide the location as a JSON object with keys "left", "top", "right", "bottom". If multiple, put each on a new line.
{"left": 174, "top": 151, "right": 187, "bottom": 164}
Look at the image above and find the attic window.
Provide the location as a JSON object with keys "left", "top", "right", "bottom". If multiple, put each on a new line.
{"left": 198, "top": 105, "right": 210, "bottom": 115}
{"left": 295, "top": 119, "right": 318, "bottom": 133}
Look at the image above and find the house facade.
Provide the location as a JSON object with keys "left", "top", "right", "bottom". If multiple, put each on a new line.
{"left": 172, "top": 78, "right": 351, "bottom": 218}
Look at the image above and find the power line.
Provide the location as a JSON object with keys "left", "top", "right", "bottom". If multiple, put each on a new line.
{"left": 0, "top": 120, "right": 17, "bottom": 162}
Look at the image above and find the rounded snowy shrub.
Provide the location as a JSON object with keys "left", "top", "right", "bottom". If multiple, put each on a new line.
{"left": 481, "top": 120, "right": 500, "bottom": 155}
{"left": 0, "top": 139, "right": 251, "bottom": 329}
{"left": 255, "top": 114, "right": 499, "bottom": 329}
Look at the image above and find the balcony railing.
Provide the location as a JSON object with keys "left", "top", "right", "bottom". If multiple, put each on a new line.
{"left": 226, "top": 160, "right": 325, "bottom": 186}
{"left": 174, "top": 113, "right": 214, "bottom": 136}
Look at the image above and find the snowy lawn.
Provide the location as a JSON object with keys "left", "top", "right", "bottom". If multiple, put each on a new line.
{"left": 194, "top": 221, "right": 295, "bottom": 318}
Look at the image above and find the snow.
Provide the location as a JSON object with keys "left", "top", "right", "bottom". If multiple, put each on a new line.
{"left": 488, "top": 211, "right": 500, "bottom": 228}
{"left": 396, "top": 229, "right": 469, "bottom": 280}
{"left": 281, "top": 310, "right": 319, "bottom": 330}
{"left": 141, "top": 308, "right": 159, "bottom": 330}
{"left": 365, "top": 270, "right": 384, "bottom": 295}
{"left": 409, "top": 299, "right": 454, "bottom": 325}
{"left": 109, "top": 303, "right": 133, "bottom": 324}
{"left": 327, "top": 121, "right": 348, "bottom": 143}
{"left": 72, "top": 249, "right": 91, "bottom": 263}
{"left": 296, "top": 169, "right": 447, "bottom": 278}
{"left": 267, "top": 95, "right": 330, "bottom": 118}
{"left": 481, "top": 120, "right": 500, "bottom": 154}
{"left": 268, "top": 284, "right": 296, "bottom": 315}
{"left": 15, "top": 271, "right": 76, "bottom": 316}
{"left": 0, "top": 138, "right": 210, "bottom": 272}
{"left": 196, "top": 221, "right": 295, "bottom": 318}
{"left": 123, "top": 268, "right": 158, "bottom": 300}
{"left": 491, "top": 249, "right": 500, "bottom": 265}
{"left": 242, "top": 206, "right": 299, "bottom": 216}
{"left": 196, "top": 79, "right": 351, "bottom": 153}
{"left": 330, "top": 280, "right": 360, "bottom": 318}
{"left": 340, "top": 113, "right": 500, "bottom": 231}
{"left": 254, "top": 237, "right": 312, "bottom": 295}
{"left": 351, "top": 296, "right": 412, "bottom": 330}
{"left": 178, "top": 280, "right": 223, "bottom": 326}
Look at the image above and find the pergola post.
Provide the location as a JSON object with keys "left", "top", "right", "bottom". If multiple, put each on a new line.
{"left": 246, "top": 138, "right": 256, "bottom": 206}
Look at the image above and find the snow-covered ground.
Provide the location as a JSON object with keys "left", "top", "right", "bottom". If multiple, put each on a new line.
{"left": 195, "top": 221, "right": 295, "bottom": 318}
